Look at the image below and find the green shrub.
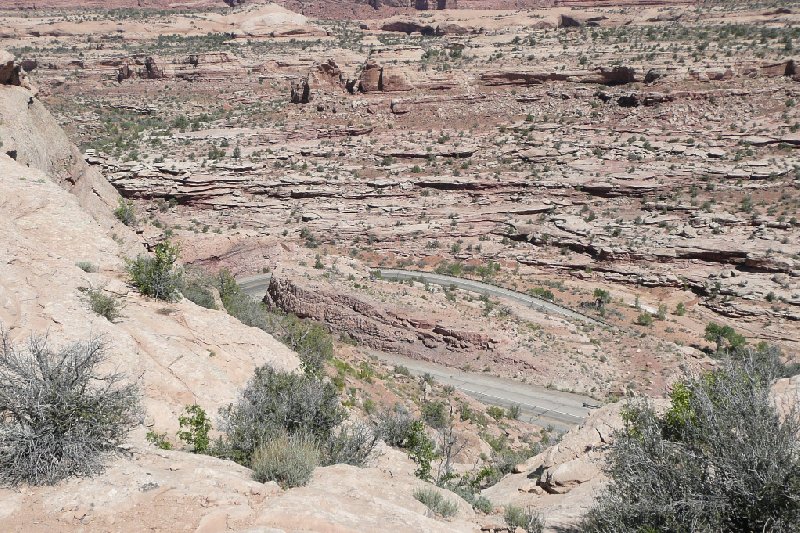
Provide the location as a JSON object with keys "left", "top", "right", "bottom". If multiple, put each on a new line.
{"left": 486, "top": 405, "right": 505, "bottom": 420}
{"left": 674, "top": 302, "right": 686, "bottom": 316}
{"left": 413, "top": 487, "right": 458, "bottom": 518}
{"left": 593, "top": 288, "right": 611, "bottom": 307}
{"left": 126, "top": 241, "right": 182, "bottom": 301}
{"left": 529, "top": 287, "right": 554, "bottom": 301}
{"left": 504, "top": 505, "right": 543, "bottom": 533}
{"left": 177, "top": 404, "right": 212, "bottom": 453}
{"left": 507, "top": 404, "right": 521, "bottom": 420}
{"left": 375, "top": 404, "right": 416, "bottom": 447}
{"left": 86, "top": 288, "right": 123, "bottom": 322}
{"left": 473, "top": 496, "right": 493, "bottom": 514}
{"left": 704, "top": 322, "right": 746, "bottom": 354}
{"left": 181, "top": 270, "right": 217, "bottom": 309}
{"left": 580, "top": 346, "right": 800, "bottom": 531}
{"left": 146, "top": 431, "right": 173, "bottom": 450}
{"left": 422, "top": 401, "right": 449, "bottom": 429}
{"left": 280, "top": 314, "right": 333, "bottom": 377}
{"left": 251, "top": 431, "right": 320, "bottom": 488}
{"left": 635, "top": 313, "right": 653, "bottom": 327}
{"left": 320, "top": 422, "right": 377, "bottom": 467}
{"left": 393, "top": 365, "right": 411, "bottom": 378}
{"left": 76, "top": 261, "right": 98, "bottom": 273}
{"left": 219, "top": 366, "right": 345, "bottom": 465}
{"left": 215, "top": 270, "right": 332, "bottom": 375}
{"left": 406, "top": 420, "right": 437, "bottom": 481}
{"left": 0, "top": 332, "right": 139, "bottom": 486}
{"left": 114, "top": 198, "right": 136, "bottom": 226}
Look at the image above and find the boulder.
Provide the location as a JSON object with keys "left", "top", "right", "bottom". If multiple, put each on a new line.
{"left": 359, "top": 60, "right": 382, "bottom": 92}
{"left": 380, "top": 66, "right": 413, "bottom": 92}
{"left": 644, "top": 68, "right": 665, "bottom": 84}
{"left": 314, "top": 58, "right": 345, "bottom": 87}
{"left": 117, "top": 64, "right": 133, "bottom": 83}
{"left": 0, "top": 50, "right": 22, "bottom": 86}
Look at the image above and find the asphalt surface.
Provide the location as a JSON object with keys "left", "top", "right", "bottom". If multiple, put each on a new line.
{"left": 237, "top": 271, "right": 600, "bottom": 431}
{"left": 376, "top": 268, "right": 608, "bottom": 327}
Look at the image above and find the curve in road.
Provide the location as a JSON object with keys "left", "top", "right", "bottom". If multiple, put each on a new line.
{"left": 375, "top": 268, "right": 609, "bottom": 328}
{"left": 236, "top": 271, "right": 601, "bottom": 430}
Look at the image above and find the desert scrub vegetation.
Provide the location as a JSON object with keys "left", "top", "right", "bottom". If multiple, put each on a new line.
{"left": 126, "top": 240, "right": 182, "bottom": 301}
{"left": 180, "top": 268, "right": 218, "bottom": 310}
{"left": 581, "top": 345, "right": 800, "bottom": 531}
{"left": 113, "top": 198, "right": 137, "bottom": 226}
{"left": 75, "top": 261, "right": 98, "bottom": 273}
{"left": 84, "top": 287, "right": 124, "bottom": 322}
{"left": 217, "top": 366, "right": 346, "bottom": 465}
{"left": 251, "top": 431, "right": 320, "bottom": 488}
{"left": 216, "top": 364, "right": 376, "bottom": 487}
{"left": 177, "top": 404, "right": 212, "bottom": 453}
{"left": 504, "top": 505, "right": 544, "bottom": 533}
{"left": 0, "top": 331, "right": 139, "bottom": 486}
{"left": 413, "top": 487, "right": 459, "bottom": 518}
{"left": 214, "top": 270, "right": 333, "bottom": 376}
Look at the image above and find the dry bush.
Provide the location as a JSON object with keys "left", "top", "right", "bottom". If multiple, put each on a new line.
{"left": 0, "top": 331, "right": 139, "bottom": 486}
{"left": 582, "top": 346, "right": 800, "bottom": 532}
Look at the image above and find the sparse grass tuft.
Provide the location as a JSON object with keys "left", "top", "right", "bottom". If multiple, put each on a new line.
{"left": 414, "top": 487, "right": 458, "bottom": 518}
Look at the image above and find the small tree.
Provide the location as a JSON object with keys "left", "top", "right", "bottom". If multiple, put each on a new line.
{"left": 177, "top": 404, "right": 212, "bottom": 453}
{"left": 126, "top": 241, "right": 182, "bottom": 301}
{"left": 704, "top": 322, "right": 746, "bottom": 354}
{"left": 593, "top": 288, "right": 611, "bottom": 309}
{"left": 0, "top": 331, "right": 139, "bottom": 486}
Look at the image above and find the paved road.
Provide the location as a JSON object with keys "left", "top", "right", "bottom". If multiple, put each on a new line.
{"left": 238, "top": 273, "right": 272, "bottom": 300}
{"left": 237, "top": 271, "right": 600, "bottom": 431}
{"left": 365, "top": 351, "right": 596, "bottom": 433}
{"left": 375, "top": 268, "right": 608, "bottom": 327}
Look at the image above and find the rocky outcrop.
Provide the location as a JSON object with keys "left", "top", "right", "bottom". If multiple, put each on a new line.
{"left": 139, "top": 56, "right": 165, "bottom": 79}
{"left": 0, "top": 71, "right": 128, "bottom": 235}
{"left": 359, "top": 60, "right": 414, "bottom": 92}
{"left": 263, "top": 275, "right": 496, "bottom": 356}
{"left": 1, "top": 50, "right": 23, "bottom": 86}
{"left": 381, "top": 20, "right": 440, "bottom": 35}
{"left": 481, "top": 66, "right": 636, "bottom": 86}
{"left": 558, "top": 13, "right": 608, "bottom": 28}
{"left": 380, "top": 65, "right": 414, "bottom": 92}
{"left": 116, "top": 63, "right": 133, "bottom": 83}
{"left": 359, "top": 60, "right": 383, "bottom": 92}
{"left": 290, "top": 76, "right": 311, "bottom": 104}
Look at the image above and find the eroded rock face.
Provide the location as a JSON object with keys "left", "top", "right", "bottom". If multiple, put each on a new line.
{"left": 263, "top": 275, "right": 496, "bottom": 356}
{"left": 559, "top": 13, "right": 608, "bottom": 28}
{"left": 380, "top": 65, "right": 414, "bottom": 92}
{"left": 359, "top": 59, "right": 383, "bottom": 92}
{"left": 481, "top": 66, "right": 636, "bottom": 86}
{"left": 291, "top": 76, "right": 311, "bottom": 103}
{"left": 0, "top": 50, "right": 23, "bottom": 86}
{"left": 139, "top": 56, "right": 165, "bottom": 79}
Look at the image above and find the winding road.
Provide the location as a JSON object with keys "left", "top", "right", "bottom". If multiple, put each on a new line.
{"left": 237, "top": 270, "right": 600, "bottom": 431}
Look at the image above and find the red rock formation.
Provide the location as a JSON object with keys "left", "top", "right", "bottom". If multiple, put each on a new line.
{"left": 359, "top": 60, "right": 382, "bottom": 92}
{"left": 263, "top": 276, "right": 496, "bottom": 356}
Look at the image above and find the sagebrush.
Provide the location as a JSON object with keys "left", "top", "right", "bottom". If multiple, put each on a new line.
{"left": 0, "top": 332, "right": 139, "bottom": 486}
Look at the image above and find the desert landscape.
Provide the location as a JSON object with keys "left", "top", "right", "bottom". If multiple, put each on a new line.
{"left": 1, "top": 0, "right": 799, "bottom": 531}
